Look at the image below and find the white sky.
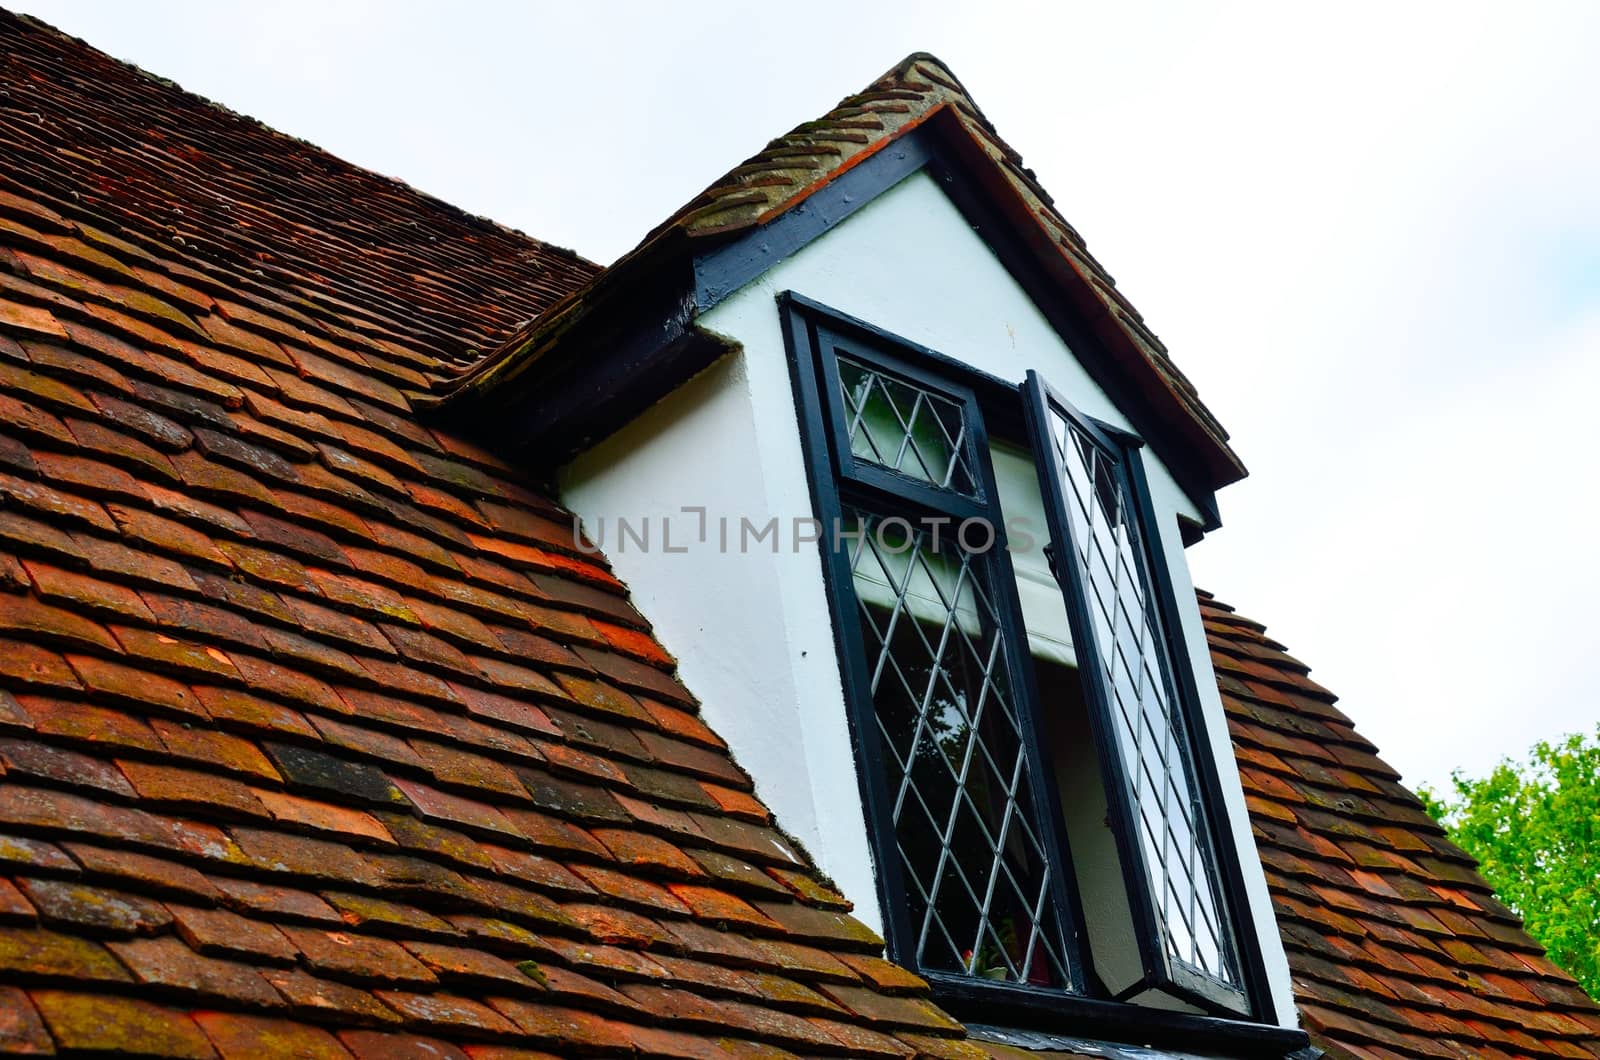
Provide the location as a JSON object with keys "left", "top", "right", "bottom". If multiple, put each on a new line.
{"left": 15, "top": 1, "right": 1599, "bottom": 794}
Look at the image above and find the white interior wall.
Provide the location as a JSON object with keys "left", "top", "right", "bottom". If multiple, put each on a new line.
{"left": 561, "top": 169, "right": 1295, "bottom": 1025}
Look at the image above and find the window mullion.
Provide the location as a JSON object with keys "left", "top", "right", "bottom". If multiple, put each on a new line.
{"left": 956, "top": 399, "right": 1090, "bottom": 999}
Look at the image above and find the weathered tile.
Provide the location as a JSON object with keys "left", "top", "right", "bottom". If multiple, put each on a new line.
{"left": 108, "top": 935, "right": 284, "bottom": 1006}
{"left": 261, "top": 966, "right": 402, "bottom": 1025}
{"left": 0, "top": 984, "right": 53, "bottom": 1054}
{"left": 29, "top": 991, "right": 212, "bottom": 1057}
{"left": 0, "top": 737, "right": 134, "bottom": 797}
{"left": 194, "top": 1012, "right": 352, "bottom": 1060}
{"left": 338, "top": 1029, "right": 468, "bottom": 1060}
{"left": 17, "top": 877, "right": 172, "bottom": 941}
{"left": 280, "top": 927, "right": 439, "bottom": 986}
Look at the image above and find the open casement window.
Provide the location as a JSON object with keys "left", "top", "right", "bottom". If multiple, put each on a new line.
{"left": 1022, "top": 371, "right": 1247, "bottom": 1013}
{"left": 783, "top": 295, "right": 1266, "bottom": 1027}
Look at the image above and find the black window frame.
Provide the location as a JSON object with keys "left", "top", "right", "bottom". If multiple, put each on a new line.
{"left": 1022, "top": 371, "right": 1254, "bottom": 1014}
{"left": 780, "top": 292, "right": 1283, "bottom": 1039}
{"left": 793, "top": 304, "right": 1094, "bottom": 1003}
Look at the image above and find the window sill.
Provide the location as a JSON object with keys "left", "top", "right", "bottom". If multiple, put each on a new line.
{"left": 929, "top": 976, "right": 1311, "bottom": 1059}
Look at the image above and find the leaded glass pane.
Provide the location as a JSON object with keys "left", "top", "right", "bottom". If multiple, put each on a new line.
{"left": 845, "top": 510, "right": 1070, "bottom": 988}
{"left": 837, "top": 356, "right": 974, "bottom": 495}
{"left": 1043, "top": 411, "right": 1239, "bottom": 987}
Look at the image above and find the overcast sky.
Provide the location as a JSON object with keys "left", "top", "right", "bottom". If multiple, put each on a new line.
{"left": 15, "top": 1, "right": 1599, "bottom": 795}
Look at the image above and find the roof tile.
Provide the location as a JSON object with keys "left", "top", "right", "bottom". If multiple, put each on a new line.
{"left": 0, "top": 735, "right": 136, "bottom": 798}
{"left": 0, "top": 512, "right": 83, "bottom": 571}
{"left": 190, "top": 686, "right": 318, "bottom": 740}
{"left": 264, "top": 742, "right": 402, "bottom": 805}
{"left": 517, "top": 772, "right": 629, "bottom": 826}
{"left": 111, "top": 627, "right": 238, "bottom": 679}
{"left": 29, "top": 990, "right": 215, "bottom": 1058}
{"left": 261, "top": 965, "right": 404, "bottom": 1025}
{"left": 0, "top": 925, "right": 131, "bottom": 982}
{"left": 0, "top": 880, "right": 34, "bottom": 924}
{"left": 195, "top": 1012, "right": 353, "bottom": 1060}
{"left": 463, "top": 878, "right": 580, "bottom": 936}
{"left": 115, "top": 759, "right": 267, "bottom": 819}
{"left": 281, "top": 927, "right": 440, "bottom": 987}
{"left": 321, "top": 891, "right": 456, "bottom": 937}
{"left": 0, "top": 636, "right": 81, "bottom": 691}
{"left": 402, "top": 941, "right": 541, "bottom": 991}
{"left": 227, "top": 827, "right": 383, "bottom": 888}
{"left": 254, "top": 788, "right": 394, "bottom": 845}
{"left": 0, "top": 836, "right": 73, "bottom": 877}
{"left": 530, "top": 963, "right": 646, "bottom": 1015}
{"left": 108, "top": 935, "right": 284, "bottom": 1006}
{"left": 168, "top": 903, "right": 297, "bottom": 964}
{"left": 563, "top": 903, "right": 679, "bottom": 950}
{"left": 0, "top": 591, "right": 120, "bottom": 653}
{"left": 373, "top": 814, "right": 498, "bottom": 873}
{"left": 540, "top": 937, "right": 671, "bottom": 982}
{"left": 480, "top": 845, "right": 593, "bottom": 899}
{"left": 62, "top": 844, "right": 217, "bottom": 903}
{"left": 390, "top": 778, "right": 523, "bottom": 840}
{"left": 485, "top": 999, "right": 634, "bottom": 1052}
{"left": 810, "top": 1017, "right": 920, "bottom": 1057}
{"left": 69, "top": 654, "right": 204, "bottom": 717}
{"left": 109, "top": 505, "right": 231, "bottom": 568}
{"left": 691, "top": 851, "right": 793, "bottom": 900}
{"left": 1205, "top": 591, "right": 1600, "bottom": 1058}
{"left": 340, "top": 1029, "right": 468, "bottom": 1060}
{"left": 0, "top": 983, "right": 51, "bottom": 1053}
{"left": 375, "top": 990, "right": 524, "bottom": 1035}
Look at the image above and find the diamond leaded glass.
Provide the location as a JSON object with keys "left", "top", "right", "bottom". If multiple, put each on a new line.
{"left": 836, "top": 356, "right": 974, "bottom": 495}
{"left": 1043, "top": 410, "right": 1238, "bottom": 986}
{"left": 846, "top": 510, "right": 1071, "bottom": 989}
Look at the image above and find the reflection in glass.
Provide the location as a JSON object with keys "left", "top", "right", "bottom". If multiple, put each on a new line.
{"left": 846, "top": 510, "right": 1070, "bottom": 988}
{"left": 837, "top": 356, "right": 975, "bottom": 495}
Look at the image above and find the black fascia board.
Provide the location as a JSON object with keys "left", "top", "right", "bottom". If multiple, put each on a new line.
{"left": 444, "top": 257, "right": 732, "bottom": 467}
{"left": 465, "top": 117, "right": 1230, "bottom": 526}
{"left": 691, "top": 135, "right": 935, "bottom": 310}
{"left": 692, "top": 119, "right": 1226, "bottom": 533}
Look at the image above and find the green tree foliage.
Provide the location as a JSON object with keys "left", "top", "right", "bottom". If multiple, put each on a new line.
{"left": 1420, "top": 727, "right": 1600, "bottom": 999}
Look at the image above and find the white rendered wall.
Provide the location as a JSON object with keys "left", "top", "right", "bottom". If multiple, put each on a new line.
{"left": 563, "top": 353, "right": 881, "bottom": 924}
{"left": 561, "top": 169, "right": 1296, "bottom": 1025}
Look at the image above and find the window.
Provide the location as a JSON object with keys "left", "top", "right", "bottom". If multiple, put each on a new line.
{"left": 782, "top": 295, "right": 1267, "bottom": 1024}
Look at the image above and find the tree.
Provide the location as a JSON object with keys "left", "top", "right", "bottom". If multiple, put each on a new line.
{"left": 1420, "top": 727, "right": 1600, "bottom": 1000}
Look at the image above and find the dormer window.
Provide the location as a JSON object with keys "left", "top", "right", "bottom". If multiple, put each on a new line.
{"left": 782, "top": 294, "right": 1265, "bottom": 1021}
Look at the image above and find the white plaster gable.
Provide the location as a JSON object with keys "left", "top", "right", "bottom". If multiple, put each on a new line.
{"left": 560, "top": 168, "right": 1296, "bottom": 1026}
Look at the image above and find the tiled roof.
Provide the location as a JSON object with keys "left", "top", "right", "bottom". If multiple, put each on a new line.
{"left": 0, "top": 12, "right": 598, "bottom": 374}
{"left": 1, "top": 8, "right": 1596, "bottom": 1060}
{"left": 0, "top": 12, "right": 984, "bottom": 1058}
{"left": 1205, "top": 592, "right": 1600, "bottom": 1059}
{"left": 447, "top": 55, "right": 1246, "bottom": 492}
